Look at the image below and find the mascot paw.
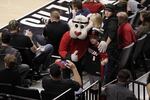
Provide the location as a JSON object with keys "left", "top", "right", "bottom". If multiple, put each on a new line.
{"left": 71, "top": 50, "right": 78, "bottom": 62}
{"left": 98, "top": 41, "right": 107, "bottom": 53}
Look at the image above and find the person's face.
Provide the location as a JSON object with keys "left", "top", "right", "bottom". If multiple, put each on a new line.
{"left": 72, "top": 5, "right": 78, "bottom": 12}
{"left": 104, "top": 10, "right": 112, "bottom": 18}
{"left": 89, "top": 38, "right": 98, "bottom": 45}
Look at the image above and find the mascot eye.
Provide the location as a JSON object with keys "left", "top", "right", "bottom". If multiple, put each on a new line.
{"left": 75, "top": 24, "right": 78, "bottom": 28}
{"left": 80, "top": 25, "right": 84, "bottom": 29}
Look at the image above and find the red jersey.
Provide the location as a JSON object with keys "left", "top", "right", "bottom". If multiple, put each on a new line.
{"left": 117, "top": 22, "right": 136, "bottom": 49}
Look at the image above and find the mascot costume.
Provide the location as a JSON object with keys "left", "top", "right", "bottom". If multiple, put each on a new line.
{"left": 59, "top": 14, "right": 107, "bottom": 78}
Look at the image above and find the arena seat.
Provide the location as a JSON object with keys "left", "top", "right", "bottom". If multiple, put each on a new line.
{"left": 0, "top": 83, "right": 41, "bottom": 100}
{"left": 14, "top": 86, "right": 41, "bottom": 100}
{"left": 0, "top": 83, "right": 14, "bottom": 94}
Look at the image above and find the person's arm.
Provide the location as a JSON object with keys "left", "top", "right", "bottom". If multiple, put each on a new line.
{"left": 43, "top": 26, "right": 48, "bottom": 40}
{"left": 147, "top": 83, "right": 150, "bottom": 97}
{"left": 121, "top": 26, "right": 136, "bottom": 48}
{"left": 66, "top": 60, "right": 82, "bottom": 86}
{"left": 25, "top": 30, "right": 38, "bottom": 53}
{"left": 100, "top": 52, "right": 108, "bottom": 66}
{"left": 106, "top": 37, "right": 112, "bottom": 47}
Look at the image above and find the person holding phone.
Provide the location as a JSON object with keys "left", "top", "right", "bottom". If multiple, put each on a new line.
{"left": 42, "top": 59, "right": 82, "bottom": 99}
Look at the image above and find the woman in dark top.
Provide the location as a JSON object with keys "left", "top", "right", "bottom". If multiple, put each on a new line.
{"left": 136, "top": 10, "right": 150, "bottom": 38}
{"left": 0, "top": 54, "right": 21, "bottom": 86}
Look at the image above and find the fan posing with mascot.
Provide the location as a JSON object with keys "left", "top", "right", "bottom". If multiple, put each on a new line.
{"left": 59, "top": 14, "right": 107, "bottom": 81}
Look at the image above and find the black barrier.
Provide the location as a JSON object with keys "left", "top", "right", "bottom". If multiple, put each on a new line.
{"left": 51, "top": 80, "right": 101, "bottom": 100}
{"left": 77, "top": 80, "right": 101, "bottom": 100}
{"left": 49, "top": 55, "right": 101, "bottom": 100}
{"left": 52, "top": 88, "right": 72, "bottom": 100}
{"left": 102, "top": 79, "right": 147, "bottom": 100}
{"left": 129, "top": 80, "right": 147, "bottom": 100}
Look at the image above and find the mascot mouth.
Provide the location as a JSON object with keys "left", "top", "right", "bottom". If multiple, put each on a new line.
{"left": 75, "top": 31, "right": 81, "bottom": 36}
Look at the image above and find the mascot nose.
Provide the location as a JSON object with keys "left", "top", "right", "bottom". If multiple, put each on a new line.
{"left": 75, "top": 31, "right": 81, "bottom": 36}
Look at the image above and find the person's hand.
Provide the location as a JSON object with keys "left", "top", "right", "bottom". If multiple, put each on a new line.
{"left": 66, "top": 60, "right": 76, "bottom": 70}
{"left": 25, "top": 29, "right": 33, "bottom": 39}
{"left": 71, "top": 50, "right": 78, "bottom": 62}
{"left": 101, "top": 58, "right": 108, "bottom": 66}
{"left": 30, "top": 45, "right": 37, "bottom": 53}
{"left": 98, "top": 41, "right": 107, "bottom": 53}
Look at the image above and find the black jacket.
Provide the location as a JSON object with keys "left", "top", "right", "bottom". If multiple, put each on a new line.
{"left": 103, "top": 16, "right": 118, "bottom": 51}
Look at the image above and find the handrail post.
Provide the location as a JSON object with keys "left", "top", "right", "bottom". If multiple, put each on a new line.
{"left": 99, "top": 80, "right": 101, "bottom": 100}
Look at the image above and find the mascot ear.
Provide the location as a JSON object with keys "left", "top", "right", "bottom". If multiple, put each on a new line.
{"left": 68, "top": 19, "right": 73, "bottom": 29}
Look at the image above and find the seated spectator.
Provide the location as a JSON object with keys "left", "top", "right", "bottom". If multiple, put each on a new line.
{"left": 7, "top": 20, "right": 36, "bottom": 66}
{"left": 7, "top": 20, "right": 53, "bottom": 74}
{"left": 0, "top": 29, "right": 22, "bottom": 65}
{"left": 0, "top": 54, "right": 21, "bottom": 86}
{"left": 83, "top": 0, "right": 104, "bottom": 13}
{"left": 102, "top": 69, "right": 136, "bottom": 100}
{"left": 136, "top": 10, "right": 150, "bottom": 38}
{"left": 0, "top": 30, "right": 31, "bottom": 87}
{"left": 43, "top": 9, "right": 69, "bottom": 56}
{"left": 8, "top": 20, "right": 53, "bottom": 56}
{"left": 70, "top": 0, "right": 90, "bottom": 19}
{"left": 42, "top": 59, "right": 82, "bottom": 98}
{"left": 117, "top": 12, "right": 136, "bottom": 51}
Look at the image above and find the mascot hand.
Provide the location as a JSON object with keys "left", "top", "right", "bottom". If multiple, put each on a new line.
{"left": 98, "top": 41, "right": 107, "bottom": 53}
{"left": 71, "top": 50, "right": 78, "bottom": 62}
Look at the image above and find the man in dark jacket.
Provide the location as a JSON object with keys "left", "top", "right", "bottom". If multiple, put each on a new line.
{"left": 102, "top": 4, "right": 119, "bottom": 84}
{"left": 42, "top": 59, "right": 81, "bottom": 99}
{"left": 43, "top": 9, "right": 69, "bottom": 56}
{"left": 0, "top": 30, "right": 31, "bottom": 86}
{"left": 102, "top": 69, "right": 137, "bottom": 100}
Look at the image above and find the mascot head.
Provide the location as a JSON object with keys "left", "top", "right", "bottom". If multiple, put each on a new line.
{"left": 68, "top": 14, "right": 93, "bottom": 40}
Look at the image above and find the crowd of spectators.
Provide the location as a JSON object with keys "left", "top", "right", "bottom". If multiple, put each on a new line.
{"left": 0, "top": 0, "right": 150, "bottom": 99}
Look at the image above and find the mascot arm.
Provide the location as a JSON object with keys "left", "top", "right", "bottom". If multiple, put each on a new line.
{"left": 59, "top": 32, "right": 71, "bottom": 59}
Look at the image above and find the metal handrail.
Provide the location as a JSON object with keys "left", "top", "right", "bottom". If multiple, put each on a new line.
{"left": 102, "top": 79, "right": 147, "bottom": 100}
{"left": 78, "top": 80, "right": 101, "bottom": 100}
{"left": 52, "top": 88, "right": 72, "bottom": 100}
{"left": 129, "top": 80, "right": 147, "bottom": 100}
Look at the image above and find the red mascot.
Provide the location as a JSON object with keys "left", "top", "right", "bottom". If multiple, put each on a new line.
{"left": 59, "top": 14, "right": 107, "bottom": 79}
{"left": 59, "top": 14, "right": 93, "bottom": 78}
